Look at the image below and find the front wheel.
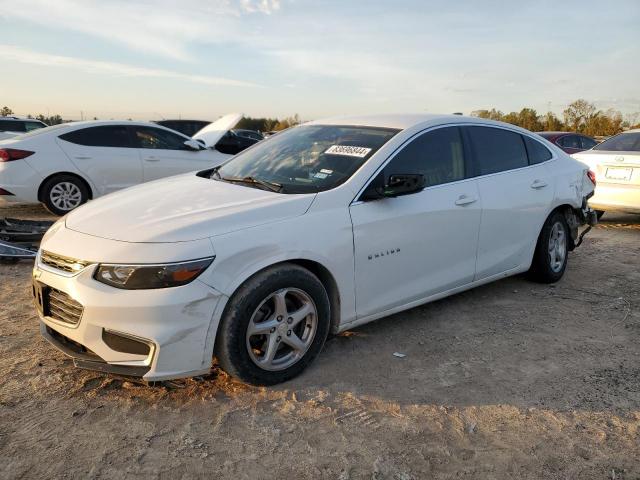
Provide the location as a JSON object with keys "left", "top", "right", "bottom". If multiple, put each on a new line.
{"left": 528, "top": 211, "right": 569, "bottom": 283}
{"left": 215, "top": 264, "right": 331, "bottom": 385}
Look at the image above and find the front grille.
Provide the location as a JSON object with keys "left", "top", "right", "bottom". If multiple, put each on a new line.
{"left": 40, "top": 250, "right": 91, "bottom": 274}
{"left": 46, "top": 288, "right": 83, "bottom": 325}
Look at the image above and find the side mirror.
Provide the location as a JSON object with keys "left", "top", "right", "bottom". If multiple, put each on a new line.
{"left": 184, "top": 139, "right": 204, "bottom": 151}
{"left": 361, "top": 173, "right": 426, "bottom": 201}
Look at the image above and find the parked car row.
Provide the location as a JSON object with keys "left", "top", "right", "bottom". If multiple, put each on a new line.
{"left": 31, "top": 114, "right": 597, "bottom": 385}
{"left": 0, "top": 113, "right": 266, "bottom": 215}
{"left": 0, "top": 116, "right": 47, "bottom": 140}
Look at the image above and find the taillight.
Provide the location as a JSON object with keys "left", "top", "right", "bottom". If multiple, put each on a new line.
{"left": 587, "top": 170, "right": 597, "bottom": 186}
{"left": 0, "top": 148, "right": 35, "bottom": 162}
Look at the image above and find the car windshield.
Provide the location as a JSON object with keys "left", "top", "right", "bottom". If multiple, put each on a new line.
{"left": 593, "top": 132, "right": 640, "bottom": 152}
{"left": 215, "top": 125, "right": 399, "bottom": 193}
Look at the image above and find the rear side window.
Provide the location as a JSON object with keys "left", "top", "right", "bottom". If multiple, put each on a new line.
{"left": 523, "top": 136, "right": 552, "bottom": 164}
{"left": 466, "top": 126, "right": 528, "bottom": 175}
{"left": 59, "top": 126, "right": 132, "bottom": 147}
{"left": 594, "top": 132, "right": 640, "bottom": 152}
{"left": 0, "top": 120, "right": 26, "bottom": 132}
{"left": 387, "top": 126, "right": 466, "bottom": 187}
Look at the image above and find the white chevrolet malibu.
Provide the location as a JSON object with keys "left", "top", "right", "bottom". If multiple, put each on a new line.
{"left": 33, "top": 114, "right": 597, "bottom": 385}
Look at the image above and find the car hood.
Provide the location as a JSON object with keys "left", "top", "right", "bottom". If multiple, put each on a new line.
{"left": 65, "top": 174, "right": 316, "bottom": 243}
{"left": 192, "top": 113, "right": 243, "bottom": 147}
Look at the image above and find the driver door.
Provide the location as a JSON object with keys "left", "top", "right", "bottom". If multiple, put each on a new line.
{"left": 349, "top": 126, "right": 482, "bottom": 318}
{"left": 131, "top": 126, "right": 219, "bottom": 181}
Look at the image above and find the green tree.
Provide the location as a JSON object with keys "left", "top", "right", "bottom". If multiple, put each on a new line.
{"left": 471, "top": 109, "right": 504, "bottom": 121}
{"left": 541, "top": 111, "right": 564, "bottom": 131}
{"left": 563, "top": 99, "right": 596, "bottom": 133}
{"left": 1, "top": 106, "right": 14, "bottom": 116}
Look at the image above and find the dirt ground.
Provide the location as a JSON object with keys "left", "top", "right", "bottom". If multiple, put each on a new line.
{"left": 1, "top": 201, "right": 639, "bottom": 480}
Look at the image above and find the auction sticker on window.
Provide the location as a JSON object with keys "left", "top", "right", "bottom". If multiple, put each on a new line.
{"left": 325, "top": 145, "right": 372, "bottom": 158}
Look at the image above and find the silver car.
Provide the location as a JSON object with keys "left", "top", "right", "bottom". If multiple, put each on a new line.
{"left": 573, "top": 129, "right": 640, "bottom": 216}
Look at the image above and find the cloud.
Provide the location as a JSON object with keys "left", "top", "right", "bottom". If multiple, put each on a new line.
{"left": 0, "top": 44, "right": 259, "bottom": 88}
{"left": 0, "top": 0, "right": 280, "bottom": 60}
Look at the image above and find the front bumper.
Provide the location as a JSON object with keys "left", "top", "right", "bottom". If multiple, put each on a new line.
{"left": 33, "top": 260, "right": 226, "bottom": 381}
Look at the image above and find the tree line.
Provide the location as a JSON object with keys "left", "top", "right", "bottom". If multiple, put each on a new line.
{"left": 4, "top": 100, "right": 638, "bottom": 137}
{"left": 1, "top": 106, "right": 302, "bottom": 133}
{"left": 472, "top": 99, "right": 640, "bottom": 137}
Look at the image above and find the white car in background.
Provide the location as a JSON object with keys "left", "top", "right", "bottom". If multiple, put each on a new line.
{"left": 34, "top": 114, "right": 597, "bottom": 385}
{"left": 572, "top": 129, "right": 640, "bottom": 216}
{"left": 0, "top": 116, "right": 47, "bottom": 140}
{"left": 0, "top": 113, "right": 242, "bottom": 215}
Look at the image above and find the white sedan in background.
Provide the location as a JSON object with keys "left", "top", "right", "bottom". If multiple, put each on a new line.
{"left": 34, "top": 114, "right": 596, "bottom": 385}
{"left": 572, "top": 129, "right": 640, "bottom": 216}
{"left": 0, "top": 113, "right": 241, "bottom": 215}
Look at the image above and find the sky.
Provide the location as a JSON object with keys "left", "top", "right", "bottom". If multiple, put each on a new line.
{"left": 0, "top": 0, "right": 638, "bottom": 122}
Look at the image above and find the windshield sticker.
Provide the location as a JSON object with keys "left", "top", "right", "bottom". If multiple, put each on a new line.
{"left": 325, "top": 145, "right": 372, "bottom": 158}
{"left": 320, "top": 169, "right": 333, "bottom": 174}
{"left": 313, "top": 172, "right": 329, "bottom": 179}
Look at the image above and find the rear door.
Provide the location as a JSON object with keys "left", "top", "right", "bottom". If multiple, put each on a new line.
{"left": 467, "top": 126, "right": 554, "bottom": 280}
{"left": 350, "top": 126, "right": 482, "bottom": 318}
{"left": 131, "top": 125, "right": 224, "bottom": 181}
{"left": 57, "top": 125, "right": 142, "bottom": 195}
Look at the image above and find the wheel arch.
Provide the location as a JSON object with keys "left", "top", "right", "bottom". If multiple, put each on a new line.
{"left": 543, "top": 203, "right": 580, "bottom": 250}
{"left": 218, "top": 258, "right": 343, "bottom": 335}
{"left": 37, "top": 171, "right": 94, "bottom": 202}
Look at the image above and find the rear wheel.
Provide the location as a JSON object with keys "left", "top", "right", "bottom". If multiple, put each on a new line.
{"left": 215, "top": 264, "right": 331, "bottom": 385}
{"left": 41, "top": 174, "right": 89, "bottom": 216}
{"left": 528, "top": 211, "right": 569, "bottom": 283}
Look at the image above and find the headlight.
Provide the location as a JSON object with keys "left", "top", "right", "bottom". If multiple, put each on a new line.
{"left": 94, "top": 257, "right": 214, "bottom": 290}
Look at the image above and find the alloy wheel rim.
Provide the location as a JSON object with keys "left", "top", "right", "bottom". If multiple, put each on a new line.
{"left": 246, "top": 288, "right": 318, "bottom": 371}
{"left": 548, "top": 221, "right": 566, "bottom": 273}
{"left": 50, "top": 182, "right": 82, "bottom": 211}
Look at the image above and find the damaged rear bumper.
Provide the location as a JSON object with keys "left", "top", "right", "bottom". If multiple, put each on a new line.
{"left": 566, "top": 197, "right": 598, "bottom": 250}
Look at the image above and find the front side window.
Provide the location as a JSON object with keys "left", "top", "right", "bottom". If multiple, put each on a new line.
{"left": 24, "top": 121, "right": 46, "bottom": 132}
{"left": 466, "top": 126, "right": 528, "bottom": 175}
{"left": 523, "top": 136, "right": 552, "bottom": 164}
{"left": 594, "top": 132, "right": 640, "bottom": 152}
{"left": 580, "top": 136, "right": 597, "bottom": 149}
{"left": 133, "top": 127, "right": 189, "bottom": 150}
{"left": 215, "top": 125, "right": 399, "bottom": 193}
{"left": 59, "top": 126, "right": 132, "bottom": 147}
{"left": 385, "top": 127, "right": 465, "bottom": 187}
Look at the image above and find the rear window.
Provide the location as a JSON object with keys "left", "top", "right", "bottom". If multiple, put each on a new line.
{"left": 59, "top": 126, "right": 132, "bottom": 148}
{"left": 466, "top": 126, "right": 528, "bottom": 175}
{"left": 523, "top": 136, "right": 552, "bottom": 164}
{"left": 24, "top": 121, "right": 46, "bottom": 132}
{"left": 594, "top": 132, "right": 640, "bottom": 152}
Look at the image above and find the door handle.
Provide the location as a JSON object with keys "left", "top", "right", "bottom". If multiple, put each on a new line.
{"left": 74, "top": 155, "right": 92, "bottom": 160}
{"left": 144, "top": 156, "right": 160, "bottom": 162}
{"left": 454, "top": 195, "right": 478, "bottom": 206}
{"left": 530, "top": 180, "right": 548, "bottom": 189}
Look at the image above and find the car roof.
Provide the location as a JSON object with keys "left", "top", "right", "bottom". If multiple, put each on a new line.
{"left": 0, "top": 116, "right": 43, "bottom": 121}
{"left": 305, "top": 113, "right": 529, "bottom": 132}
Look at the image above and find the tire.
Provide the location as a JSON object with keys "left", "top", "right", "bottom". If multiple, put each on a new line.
{"left": 215, "top": 263, "right": 331, "bottom": 385}
{"left": 595, "top": 210, "right": 605, "bottom": 220}
{"left": 528, "top": 211, "right": 569, "bottom": 283}
{"left": 41, "top": 174, "right": 89, "bottom": 216}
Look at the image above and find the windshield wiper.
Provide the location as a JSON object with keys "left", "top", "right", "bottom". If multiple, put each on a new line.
{"left": 220, "top": 175, "right": 283, "bottom": 193}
